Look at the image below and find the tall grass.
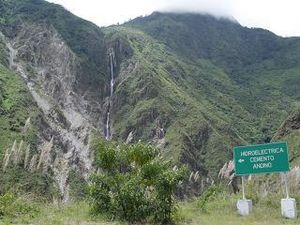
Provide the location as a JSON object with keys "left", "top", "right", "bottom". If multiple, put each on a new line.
{"left": 2, "top": 137, "right": 53, "bottom": 173}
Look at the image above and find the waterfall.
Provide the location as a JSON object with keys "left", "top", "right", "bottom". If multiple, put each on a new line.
{"left": 105, "top": 111, "right": 110, "bottom": 140}
{"left": 110, "top": 51, "right": 115, "bottom": 97}
{"left": 104, "top": 48, "right": 115, "bottom": 140}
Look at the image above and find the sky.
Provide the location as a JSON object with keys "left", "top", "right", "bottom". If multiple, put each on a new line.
{"left": 46, "top": 0, "right": 300, "bottom": 37}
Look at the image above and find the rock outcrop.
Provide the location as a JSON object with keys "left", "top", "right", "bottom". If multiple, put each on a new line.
{"left": 2, "top": 24, "right": 102, "bottom": 201}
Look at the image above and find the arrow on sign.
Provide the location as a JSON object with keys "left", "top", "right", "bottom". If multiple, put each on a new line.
{"left": 238, "top": 159, "right": 245, "bottom": 163}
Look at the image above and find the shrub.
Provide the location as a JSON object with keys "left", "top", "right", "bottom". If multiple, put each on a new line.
{"left": 89, "top": 141, "right": 186, "bottom": 224}
{"left": 0, "top": 193, "right": 39, "bottom": 219}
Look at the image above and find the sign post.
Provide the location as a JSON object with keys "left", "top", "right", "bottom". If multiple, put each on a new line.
{"left": 241, "top": 176, "right": 245, "bottom": 200}
{"left": 233, "top": 142, "right": 296, "bottom": 218}
{"left": 284, "top": 173, "right": 289, "bottom": 199}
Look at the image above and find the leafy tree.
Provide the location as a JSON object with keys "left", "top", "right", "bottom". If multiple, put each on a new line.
{"left": 89, "top": 141, "right": 186, "bottom": 224}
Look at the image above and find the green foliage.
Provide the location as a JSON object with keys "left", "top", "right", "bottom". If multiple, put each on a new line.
{"left": 0, "top": 193, "right": 38, "bottom": 219}
{"left": 197, "top": 185, "right": 226, "bottom": 212}
{"left": 0, "top": 62, "right": 39, "bottom": 156}
{"left": 0, "top": 139, "right": 58, "bottom": 201}
{"left": 260, "top": 192, "right": 280, "bottom": 209}
{"left": 89, "top": 141, "right": 186, "bottom": 224}
{"left": 0, "top": 40, "right": 8, "bottom": 67}
{"left": 0, "top": 166, "right": 57, "bottom": 200}
{"left": 244, "top": 179, "right": 259, "bottom": 205}
{"left": 0, "top": 201, "right": 124, "bottom": 225}
{"left": 68, "top": 169, "right": 88, "bottom": 200}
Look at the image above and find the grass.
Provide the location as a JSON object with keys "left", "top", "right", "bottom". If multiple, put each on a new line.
{"left": 179, "top": 194, "right": 300, "bottom": 225}
{"left": 4, "top": 193, "right": 300, "bottom": 225}
{"left": 1, "top": 201, "right": 124, "bottom": 225}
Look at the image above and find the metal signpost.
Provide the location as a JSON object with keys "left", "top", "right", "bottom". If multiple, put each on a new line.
{"left": 233, "top": 142, "right": 296, "bottom": 218}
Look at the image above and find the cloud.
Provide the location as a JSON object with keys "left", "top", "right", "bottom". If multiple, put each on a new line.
{"left": 47, "top": 0, "right": 234, "bottom": 26}
{"left": 158, "top": 0, "right": 233, "bottom": 17}
{"left": 231, "top": 0, "right": 300, "bottom": 37}
{"left": 46, "top": 0, "right": 300, "bottom": 37}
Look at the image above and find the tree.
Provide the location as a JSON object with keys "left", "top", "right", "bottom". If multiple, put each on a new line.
{"left": 88, "top": 141, "right": 186, "bottom": 224}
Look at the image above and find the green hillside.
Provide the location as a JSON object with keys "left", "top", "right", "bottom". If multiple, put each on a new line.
{"left": 126, "top": 12, "right": 300, "bottom": 74}
{"left": 121, "top": 13, "right": 300, "bottom": 164}
{"left": 0, "top": 1, "right": 299, "bottom": 177}
{"left": 109, "top": 13, "right": 300, "bottom": 174}
{"left": 0, "top": 37, "right": 39, "bottom": 153}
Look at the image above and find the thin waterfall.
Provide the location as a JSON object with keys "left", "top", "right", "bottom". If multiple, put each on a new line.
{"left": 104, "top": 48, "right": 115, "bottom": 140}
{"left": 110, "top": 51, "right": 114, "bottom": 96}
{"left": 105, "top": 111, "right": 110, "bottom": 140}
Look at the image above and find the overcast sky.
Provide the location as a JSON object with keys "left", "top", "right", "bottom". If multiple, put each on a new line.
{"left": 46, "top": 0, "right": 300, "bottom": 37}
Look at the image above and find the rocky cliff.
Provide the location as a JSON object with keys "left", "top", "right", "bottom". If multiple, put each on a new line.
{"left": 1, "top": 23, "right": 99, "bottom": 201}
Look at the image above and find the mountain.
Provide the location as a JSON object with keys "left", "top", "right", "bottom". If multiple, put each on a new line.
{"left": 0, "top": 0, "right": 299, "bottom": 199}
{"left": 0, "top": 0, "right": 108, "bottom": 200}
{"left": 117, "top": 12, "right": 300, "bottom": 171}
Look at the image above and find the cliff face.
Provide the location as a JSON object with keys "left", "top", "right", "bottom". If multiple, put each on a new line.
{"left": 0, "top": 21, "right": 134, "bottom": 200}
{"left": 2, "top": 23, "right": 98, "bottom": 201}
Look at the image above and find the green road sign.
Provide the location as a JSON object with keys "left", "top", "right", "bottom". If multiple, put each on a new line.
{"left": 234, "top": 142, "right": 289, "bottom": 176}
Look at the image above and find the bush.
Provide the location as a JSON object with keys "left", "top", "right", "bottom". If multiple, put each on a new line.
{"left": 0, "top": 193, "right": 39, "bottom": 219}
{"left": 0, "top": 166, "right": 57, "bottom": 200}
{"left": 89, "top": 141, "right": 186, "bottom": 224}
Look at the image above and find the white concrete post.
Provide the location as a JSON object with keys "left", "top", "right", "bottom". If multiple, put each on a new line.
{"left": 281, "top": 173, "right": 297, "bottom": 219}
{"left": 237, "top": 176, "right": 252, "bottom": 216}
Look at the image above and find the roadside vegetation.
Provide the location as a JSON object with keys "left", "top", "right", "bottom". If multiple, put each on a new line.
{"left": 3, "top": 180, "right": 300, "bottom": 225}
{"left": 0, "top": 140, "right": 187, "bottom": 224}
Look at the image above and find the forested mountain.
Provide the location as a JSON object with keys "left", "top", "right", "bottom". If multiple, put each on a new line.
{"left": 0, "top": 0, "right": 299, "bottom": 200}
